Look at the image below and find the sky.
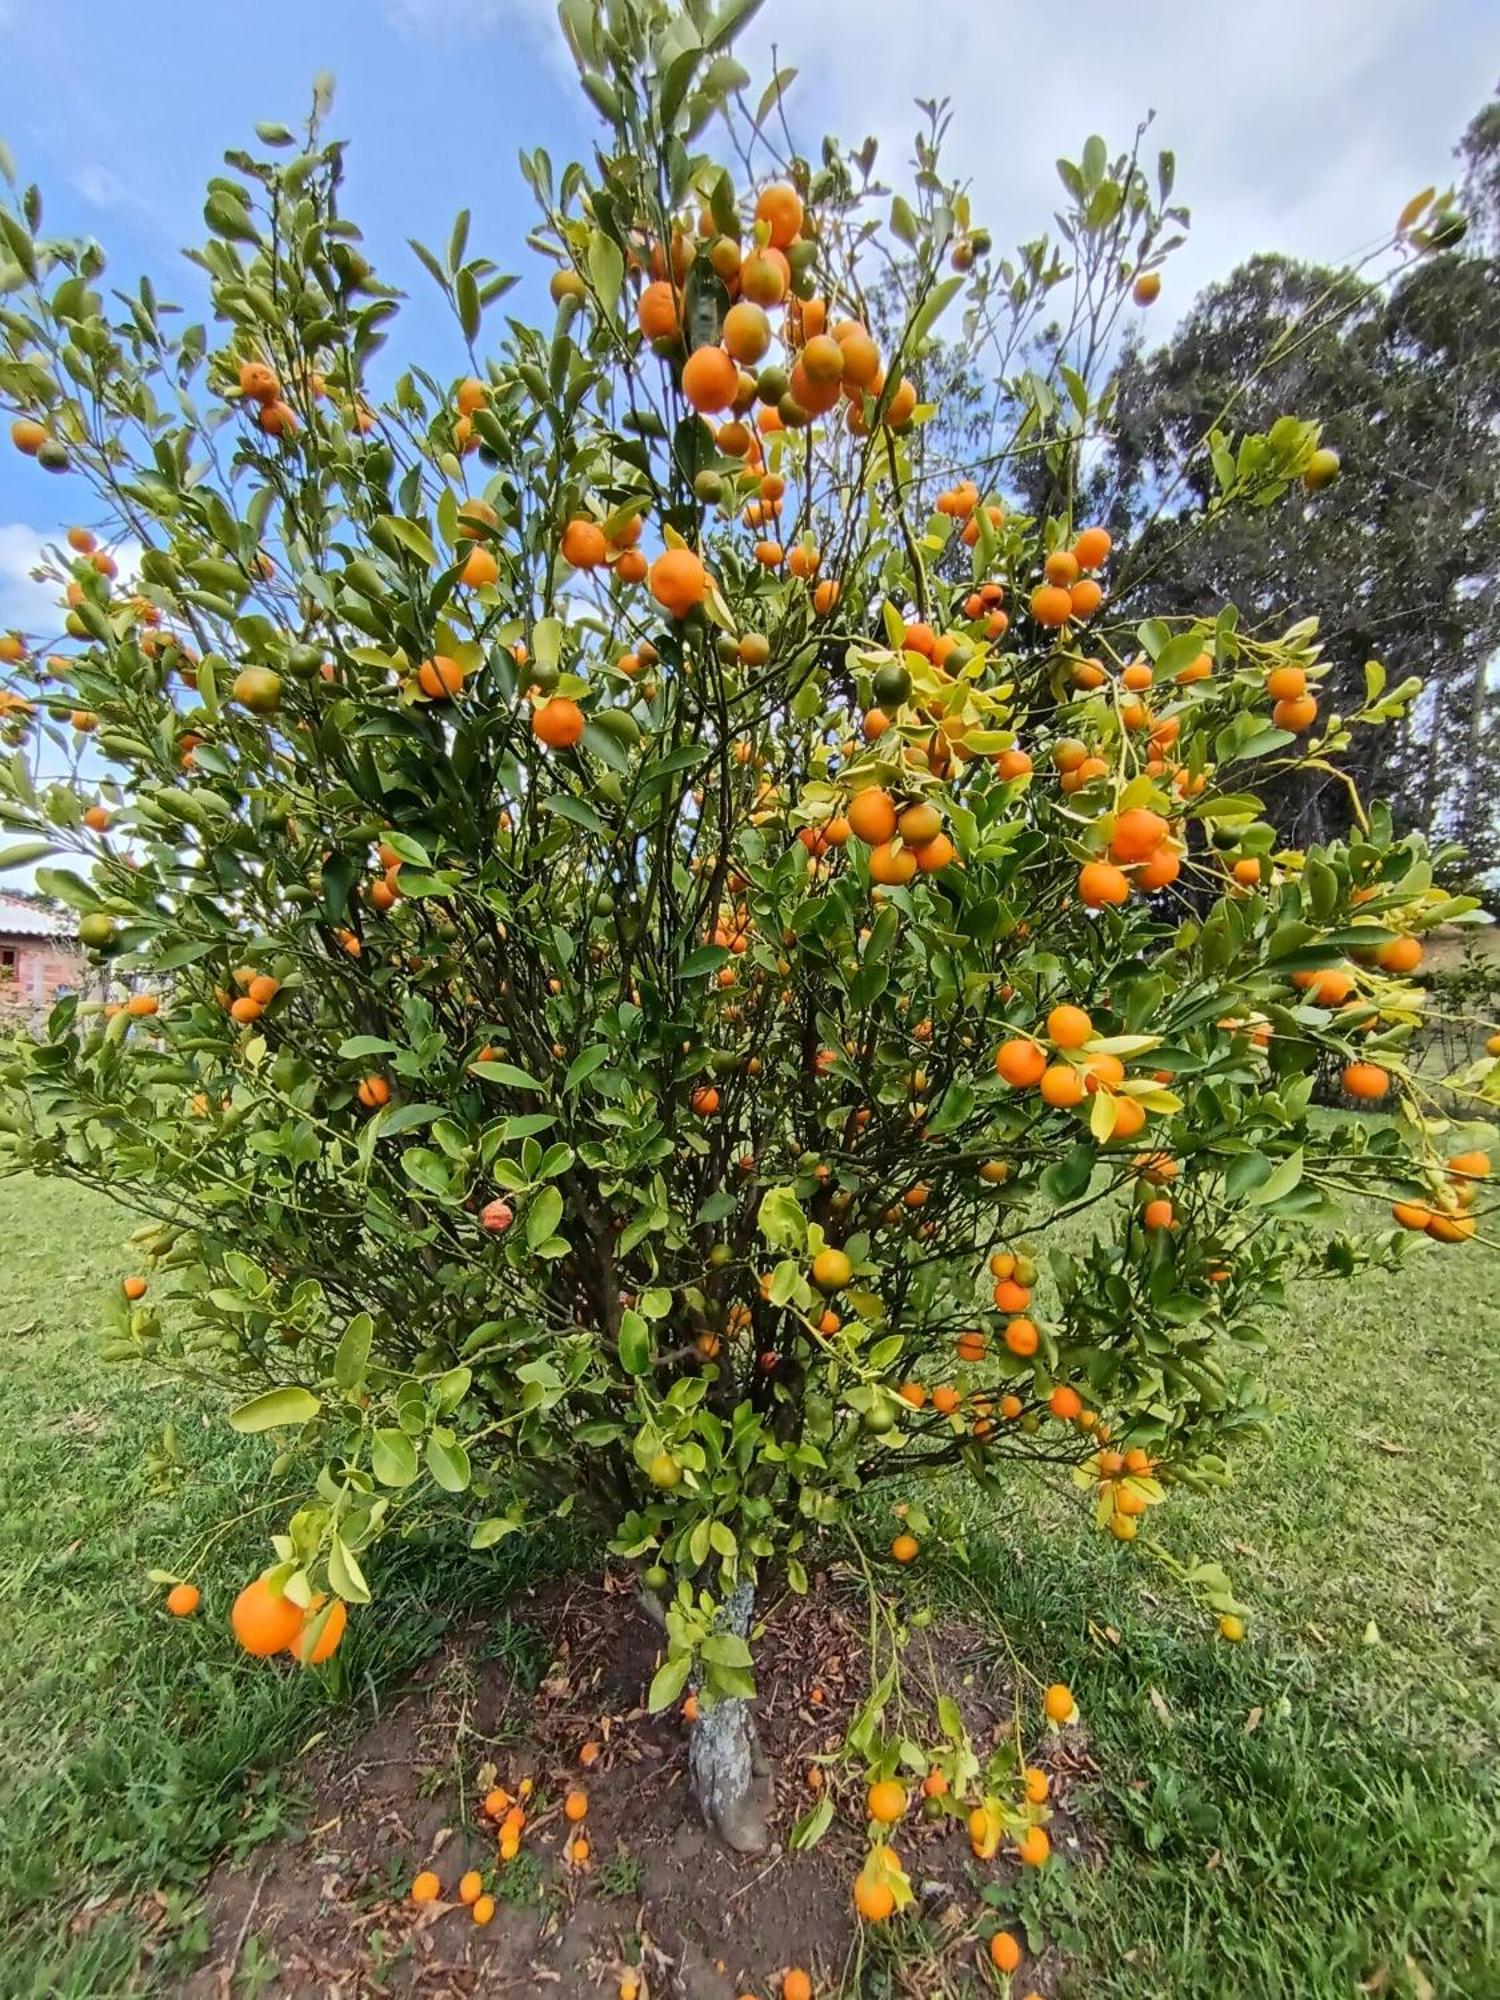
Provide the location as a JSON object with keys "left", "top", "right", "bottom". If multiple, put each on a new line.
{"left": 1, "top": 0, "right": 1498, "bottom": 641}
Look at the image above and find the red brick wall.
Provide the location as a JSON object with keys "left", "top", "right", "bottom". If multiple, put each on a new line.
{"left": 0, "top": 938, "right": 86, "bottom": 1013}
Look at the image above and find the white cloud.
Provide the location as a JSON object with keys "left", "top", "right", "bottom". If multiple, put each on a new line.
{"left": 737, "top": 0, "right": 1497, "bottom": 320}
{"left": 380, "top": 0, "right": 570, "bottom": 73}
{"left": 0, "top": 523, "right": 57, "bottom": 639}
{"left": 0, "top": 523, "right": 144, "bottom": 645}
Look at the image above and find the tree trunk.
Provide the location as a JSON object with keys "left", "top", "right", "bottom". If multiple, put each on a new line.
{"left": 686, "top": 1582, "right": 772, "bottom": 1853}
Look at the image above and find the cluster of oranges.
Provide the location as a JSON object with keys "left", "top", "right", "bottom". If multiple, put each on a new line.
{"left": 1391, "top": 1148, "right": 1489, "bottom": 1243}
{"left": 994, "top": 1002, "right": 1154, "bottom": 1138}
{"left": 846, "top": 1683, "right": 1075, "bottom": 1934}
{"left": 406, "top": 1770, "right": 591, "bottom": 1928}
{"left": 1027, "top": 525, "right": 1113, "bottom": 628}
{"left": 8, "top": 412, "right": 69, "bottom": 471}
{"left": 634, "top": 180, "right": 911, "bottom": 443}
{"left": 228, "top": 1572, "right": 348, "bottom": 1666}
{"left": 214, "top": 964, "right": 281, "bottom": 1027}
{"left": 235, "top": 358, "right": 300, "bottom": 441}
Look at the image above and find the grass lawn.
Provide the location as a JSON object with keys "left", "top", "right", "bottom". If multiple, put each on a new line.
{"left": 0, "top": 1169, "right": 1496, "bottom": 1997}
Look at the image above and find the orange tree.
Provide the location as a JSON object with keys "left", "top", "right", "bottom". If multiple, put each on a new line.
{"left": 0, "top": 0, "right": 1493, "bottom": 1891}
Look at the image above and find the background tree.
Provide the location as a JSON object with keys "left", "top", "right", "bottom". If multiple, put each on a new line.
{"left": 0, "top": 0, "right": 1491, "bottom": 1908}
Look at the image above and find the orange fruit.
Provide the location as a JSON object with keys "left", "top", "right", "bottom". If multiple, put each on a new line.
{"left": 1375, "top": 935, "right": 1421, "bottom": 974}
{"left": 122, "top": 1273, "right": 148, "bottom": 1301}
{"left": 890, "top": 1533, "right": 919, "bottom": 1563}
{"left": 411, "top": 1870, "right": 441, "bottom": 1905}
{"left": 854, "top": 1872, "right": 895, "bottom": 1920}
{"left": 1049, "top": 1384, "right": 1082, "bottom": 1421}
{"left": 1133, "top": 271, "right": 1161, "bottom": 305}
{"left": 1110, "top": 808, "right": 1169, "bottom": 864}
{"left": 1292, "top": 966, "right": 1354, "bottom": 1006}
{"left": 533, "top": 697, "right": 585, "bottom": 749}
{"left": 1047, "top": 1003, "right": 1093, "bottom": 1049}
{"left": 650, "top": 547, "right": 709, "bottom": 617}
{"left": 291, "top": 1596, "right": 348, "bottom": 1665}
{"left": 1029, "top": 583, "right": 1073, "bottom": 627}
{"left": 561, "top": 518, "right": 608, "bottom": 569}
{"left": 472, "top": 1892, "right": 495, "bottom": 1925}
{"left": 459, "top": 1869, "right": 483, "bottom": 1906}
{"left": 682, "top": 344, "right": 739, "bottom": 413}
{"left": 357, "top": 1075, "right": 391, "bottom": 1110}
{"left": 956, "top": 1329, "right": 987, "bottom": 1363}
{"left": 1004, "top": 1318, "right": 1039, "bottom": 1357}
{"left": 1342, "top": 1061, "right": 1390, "bottom": 1101}
{"left": 1040, "top": 1064, "right": 1085, "bottom": 1109}
{"left": 637, "top": 280, "right": 681, "bottom": 340}
{"left": 417, "top": 654, "right": 463, "bottom": 699}
{"left": 741, "top": 247, "right": 789, "bottom": 306}
{"left": 783, "top": 1973, "right": 813, "bottom": 2000}
{"left": 867, "top": 1779, "right": 907, "bottom": 1823}
{"left": 757, "top": 181, "right": 804, "bottom": 247}
{"left": 1265, "top": 664, "right": 1306, "bottom": 702}
{"left": 848, "top": 788, "right": 898, "bottom": 845}
{"left": 996, "top": 1039, "right": 1047, "bottom": 1087}
{"left": 1078, "top": 861, "right": 1131, "bottom": 908}
{"left": 723, "top": 301, "right": 772, "bottom": 365}
{"left": 460, "top": 545, "right": 498, "bottom": 589}
{"left": 564, "top": 1789, "right": 589, "bottom": 1822}
{"left": 1273, "top": 693, "right": 1318, "bottom": 731}
{"left": 1043, "top": 1682, "right": 1075, "bottom": 1723}
{"left": 1073, "top": 526, "right": 1112, "bottom": 569}
{"left": 165, "top": 1583, "right": 200, "bottom": 1616}
{"left": 1016, "top": 1824, "right": 1051, "bottom": 1867}
{"left": 231, "top": 1575, "right": 305, "bottom": 1657}
{"left": 991, "top": 1931, "right": 1022, "bottom": 1972}
{"left": 1023, "top": 1766, "right": 1049, "bottom": 1803}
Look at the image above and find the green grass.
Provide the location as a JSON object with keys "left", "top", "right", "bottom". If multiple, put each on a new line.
{"left": 0, "top": 1171, "right": 1497, "bottom": 1996}
{"left": 0, "top": 1175, "right": 544, "bottom": 1995}
{"left": 938, "top": 1216, "right": 1500, "bottom": 1999}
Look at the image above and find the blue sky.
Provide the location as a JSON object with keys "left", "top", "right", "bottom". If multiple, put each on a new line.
{"left": 1, "top": 0, "right": 1498, "bottom": 633}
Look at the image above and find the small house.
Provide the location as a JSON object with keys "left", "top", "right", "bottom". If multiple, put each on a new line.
{"left": 0, "top": 892, "right": 84, "bottom": 1019}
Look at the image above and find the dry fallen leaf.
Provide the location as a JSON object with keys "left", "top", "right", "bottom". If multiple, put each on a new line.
{"left": 1148, "top": 1686, "right": 1174, "bottom": 1728}
{"left": 1243, "top": 1705, "right": 1264, "bottom": 1734}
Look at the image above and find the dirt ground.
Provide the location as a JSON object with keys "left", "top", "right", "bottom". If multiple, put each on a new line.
{"left": 178, "top": 1569, "right": 1094, "bottom": 1999}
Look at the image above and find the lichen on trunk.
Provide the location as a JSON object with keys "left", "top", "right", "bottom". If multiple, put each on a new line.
{"left": 686, "top": 1581, "right": 772, "bottom": 1853}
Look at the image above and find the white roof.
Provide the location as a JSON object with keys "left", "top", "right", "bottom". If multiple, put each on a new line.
{"left": 0, "top": 894, "right": 73, "bottom": 939}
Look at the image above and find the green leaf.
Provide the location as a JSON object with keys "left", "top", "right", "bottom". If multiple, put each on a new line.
{"left": 471, "top": 1517, "right": 520, "bottom": 1549}
{"left": 909, "top": 273, "right": 963, "bottom": 349}
{"left": 1246, "top": 1148, "right": 1304, "bottom": 1207}
{"left": 328, "top": 1533, "right": 371, "bottom": 1604}
{"left": 228, "top": 1386, "right": 319, "bottom": 1433}
{"left": 564, "top": 1044, "right": 610, "bottom": 1090}
{"left": 333, "top": 1312, "right": 373, "bottom": 1391}
{"left": 647, "top": 1652, "right": 693, "bottom": 1712}
{"left": 426, "top": 1431, "right": 472, "bottom": 1492}
{"left": 339, "top": 1035, "right": 398, "bottom": 1059}
{"left": 681, "top": 944, "right": 731, "bottom": 978}
{"left": 371, "top": 1428, "right": 418, "bottom": 1487}
{"left": 890, "top": 195, "right": 919, "bottom": 247}
{"left": 0, "top": 839, "right": 55, "bottom": 870}
{"left": 376, "top": 514, "right": 438, "bottom": 569}
{"left": 587, "top": 231, "right": 624, "bottom": 313}
{"left": 544, "top": 794, "right": 605, "bottom": 834}
{"left": 618, "top": 1307, "right": 651, "bottom": 1375}
{"left": 789, "top": 1792, "right": 834, "bottom": 1851}
{"left": 527, "top": 1185, "right": 564, "bottom": 1248}
{"left": 432, "top": 1365, "right": 471, "bottom": 1415}
{"left": 472, "top": 1060, "right": 546, "bottom": 1090}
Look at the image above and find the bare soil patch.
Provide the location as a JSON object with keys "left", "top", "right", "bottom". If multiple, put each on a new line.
{"left": 180, "top": 1569, "right": 1094, "bottom": 1998}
